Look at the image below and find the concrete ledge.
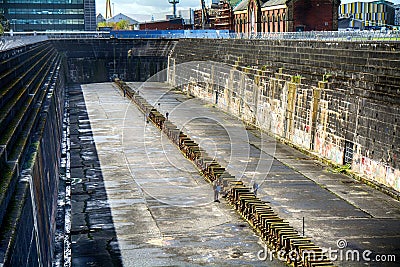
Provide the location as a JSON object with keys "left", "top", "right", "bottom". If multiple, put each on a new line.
{"left": 274, "top": 134, "right": 400, "bottom": 202}
{"left": 227, "top": 114, "right": 400, "bottom": 202}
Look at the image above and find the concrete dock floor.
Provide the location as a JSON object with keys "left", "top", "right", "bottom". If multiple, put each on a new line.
{"left": 70, "top": 82, "right": 400, "bottom": 266}
{"left": 70, "top": 83, "right": 286, "bottom": 266}
{"left": 129, "top": 81, "right": 400, "bottom": 267}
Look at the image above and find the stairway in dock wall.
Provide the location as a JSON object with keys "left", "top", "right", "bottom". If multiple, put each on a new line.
{"left": 0, "top": 42, "right": 65, "bottom": 266}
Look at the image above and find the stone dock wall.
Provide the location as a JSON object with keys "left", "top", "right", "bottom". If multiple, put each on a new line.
{"left": 168, "top": 38, "right": 400, "bottom": 194}
{"left": 0, "top": 38, "right": 176, "bottom": 265}
{"left": 51, "top": 39, "right": 176, "bottom": 83}
{"left": 0, "top": 42, "right": 65, "bottom": 266}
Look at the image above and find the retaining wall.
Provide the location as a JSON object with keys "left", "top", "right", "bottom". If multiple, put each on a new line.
{"left": 0, "top": 42, "right": 65, "bottom": 266}
{"left": 168, "top": 38, "right": 400, "bottom": 194}
{"left": 51, "top": 39, "right": 176, "bottom": 83}
{"left": 0, "top": 38, "right": 177, "bottom": 265}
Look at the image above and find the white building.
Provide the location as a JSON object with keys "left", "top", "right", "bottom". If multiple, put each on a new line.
{"left": 107, "top": 13, "right": 140, "bottom": 29}
{"left": 97, "top": 13, "right": 106, "bottom": 24}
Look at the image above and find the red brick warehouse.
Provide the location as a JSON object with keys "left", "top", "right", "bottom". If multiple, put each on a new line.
{"left": 139, "top": 18, "right": 192, "bottom": 30}
{"left": 233, "top": 0, "right": 340, "bottom": 33}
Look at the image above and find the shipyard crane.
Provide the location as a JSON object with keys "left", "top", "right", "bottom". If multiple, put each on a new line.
{"left": 169, "top": 0, "right": 180, "bottom": 18}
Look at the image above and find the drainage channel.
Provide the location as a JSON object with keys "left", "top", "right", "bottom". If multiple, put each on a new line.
{"left": 53, "top": 86, "right": 72, "bottom": 267}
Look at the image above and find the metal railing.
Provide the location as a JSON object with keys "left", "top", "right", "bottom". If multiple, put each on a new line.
{"left": 0, "top": 31, "right": 108, "bottom": 51}
{"left": 229, "top": 30, "right": 400, "bottom": 41}
{"left": 107, "top": 30, "right": 400, "bottom": 41}
{"left": 45, "top": 31, "right": 110, "bottom": 39}
{"left": 1, "top": 30, "right": 399, "bottom": 51}
{"left": 0, "top": 34, "right": 48, "bottom": 51}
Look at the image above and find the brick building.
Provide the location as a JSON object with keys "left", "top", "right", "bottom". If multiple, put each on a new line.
{"left": 234, "top": 0, "right": 340, "bottom": 33}
{"left": 194, "top": 0, "right": 234, "bottom": 30}
{"left": 139, "top": 18, "right": 190, "bottom": 30}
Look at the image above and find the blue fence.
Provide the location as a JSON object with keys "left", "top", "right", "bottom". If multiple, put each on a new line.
{"left": 109, "top": 30, "right": 232, "bottom": 39}
{"left": 94, "top": 29, "right": 400, "bottom": 41}
{"left": 1, "top": 29, "right": 400, "bottom": 51}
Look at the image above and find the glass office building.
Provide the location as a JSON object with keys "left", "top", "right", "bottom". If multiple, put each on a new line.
{"left": 0, "top": 0, "right": 96, "bottom": 31}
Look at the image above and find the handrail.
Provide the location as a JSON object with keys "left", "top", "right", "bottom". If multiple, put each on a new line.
{"left": 1, "top": 30, "right": 399, "bottom": 52}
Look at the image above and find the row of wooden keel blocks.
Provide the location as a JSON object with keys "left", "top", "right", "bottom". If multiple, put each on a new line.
{"left": 163, "top": 124, "right": 178, "bottom": 137}
{"left": 226, "top": 186, "right": 336, "bottom": 265}
{"left": 240, "top": 199, "right": 265, "bottom": 219}
{"left": 149, "top": 109, "right": 165, "bottom": 128}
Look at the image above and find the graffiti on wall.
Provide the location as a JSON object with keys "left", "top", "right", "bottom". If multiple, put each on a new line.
{"left": 259, "top": 99, "right": 284, "bottom": 136}
{"left": 169, "top": 60, "right": 400, "bottom": 194}
{"left": 352, "top": 153, "right": 400, "bottom": 192}
{"left": 293, "top": 128, "right": 312, "bottom": 149}
{"left": 291, "top": 87, "right": 312, "bottom": 149}
{"left": 315, "top": 125, "right": 343, "bottom": 164}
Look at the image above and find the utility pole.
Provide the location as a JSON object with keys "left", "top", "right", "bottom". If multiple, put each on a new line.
{"left": 201, "top": 0, "right": 209, "bottom": 29}
{"left": 168, "top": 0, "right": 180, "bottom": 18}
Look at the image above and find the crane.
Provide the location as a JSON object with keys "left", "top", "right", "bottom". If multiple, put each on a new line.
{"left": 169, "top": 0, "right": 180, "bottom": 18}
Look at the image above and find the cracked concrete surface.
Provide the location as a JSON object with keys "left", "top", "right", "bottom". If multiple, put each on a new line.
{"left": 70, "top": 83, "right": 285, "bottom": 266}
{"left": 69, "top": 81, "right": 399, "bottom": 266}
{"left": 69, "top": 84, "right": 122, "bottom": 266}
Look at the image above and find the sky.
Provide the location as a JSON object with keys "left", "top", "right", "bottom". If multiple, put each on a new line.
{"left": 96, "top": 0, "right": 206, "bottom": 21}
{"left": 95, "top": 0, "right": 400, "bottom": 22}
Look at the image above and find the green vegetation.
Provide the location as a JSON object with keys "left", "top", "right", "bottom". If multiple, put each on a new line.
{"left": 116, "top": 20, "right": 130, "bottom": 30}
{"left": 292, "top": 74, "right": 302, "bottom": 84}
{"left": 329, "top": 163, "right": 351, "bottom": 174}
{"left": 0, "top": 14, "right": 10, "bottom": 32}
{"left": 97, "top": 19, "right": 130, "bottom": 30}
